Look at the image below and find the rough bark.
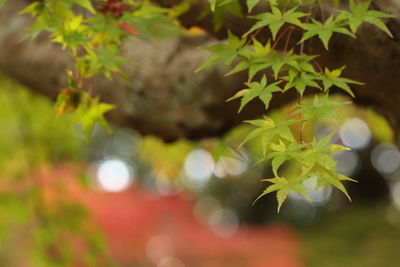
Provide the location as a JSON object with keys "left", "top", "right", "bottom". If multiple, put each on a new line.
{"left": 1, "top": 0, "right": 400, "bottom": 141}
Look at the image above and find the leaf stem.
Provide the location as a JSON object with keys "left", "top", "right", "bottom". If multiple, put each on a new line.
{"left": 297, "top": 93, "right": 303, "bottom": 144}
{"left": 73, "top": 45, "right": 84, "bottom": 89}
{"left": 245, "top": 28, "right": 263, "bottom": 46}
{"left": 283, "top": 26, "right": 295, "bottom": 53}
{"left": 295, "top": 4, "right": 315, "bottom": 144}
{"left": 272, "top": 26, "right": 294, "bottom": 50}
{"left": 312, "top": 59, "right": 324, "bottom": 73}
{"left": 318, "top": 1, "right": 326, "bottom": 23}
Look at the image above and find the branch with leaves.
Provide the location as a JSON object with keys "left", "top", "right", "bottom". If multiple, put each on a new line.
{"left": 0, "top": 0, "right": 394, "bottom": 211}
{"left": 15, "top": 0, "right": 182, "bottom": 136}
{"left": 199, "top": 0, "right": 393, "bottom": 211}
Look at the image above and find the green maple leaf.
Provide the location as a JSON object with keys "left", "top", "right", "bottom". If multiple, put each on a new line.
{"left": 319, "top": 66, "right": 364, "bottom": 97}
{"left": 68, "top": 0, "right": 95, "bottom": 13}
{"left": 276, "top": 188, "right": 289, "bottom": 212}
{"left": 208, "top": 0, "right": 218, "bottom": 11}
{"left": 19, "top": 2, "right": 44, "bottom": 15}
{"left": 240, "top": 117, "right": 296, "bottom": 155}
{"left": 299, "top": 16, "right": 355, "bottom": 50}
{"left": 207, "top": 0, "right": 240, "bottom": 12}
{"left": 253, "top": 177, "right": 289, "bottom": 211}
{"left": 252, "top": 37, "right": 272, "bottom": 55}
{"left": 228, "top": 47, "right": 312, "bottom": 82}
{"left": 337, "top": 0, "right": 394, "bottom": 37}
{"left": 227, "top": 75, "right": 281, "bottom": 112}
{"left": 283, "top": 70, "right": 321, "bottom": 95}
{"left": 246, "top": 0, "right": 280, "bottom": 14}
{"left": 89, "top": 14, "right": 122, "bottom": 44}
{"left": 75, "top": 97, "right": 115, "bottom": 137}
{"left": 225, "top": 60, "right": 251, "bottom": 76}
{"left": 205, "top": 0, "right": 243, "bottom": 30}
{"left": 300, "top": 133, "right": 350, "bottom": 176}
{"left": 275, "top": 53, "right": 317, "bottom": 80}
{"left": 225, "top": 38, "right": 272, "bottom": 79}
{"left": 196, "top": 31, "right": 245, "bottom": 72}
{"left": 297, "top": 54, "right": 318, "bottom": 73}
{"left": 246, "top": 0, "right": 261, "bottom": 12}
{"left": 81, "top": 48, "right": 130, "bottom": 79}
{"left": 244, "top": 6, "right": 306, "bottom": 40}
{"left": 270, "top": 52, "right": 302, "bottom": 79}
{"left": 226, "top": 41, "right": 314, "bottom": 82}
{"left": 51, "top": 15, "right": 89, "bottom": 53}
{"left": 316, "top": 168, "right": 355, "bottom": 201}
{"left": 294, "top": 94, "right": 351, "bottom": 121}
{"left": 246, "top": 40, "right": 289, "bottom": 81}
{"left": 267, "top": 140, "right": 306, "bottom": 176}
{"left": 255, "top": 176, "right": 310, "bottom": 212}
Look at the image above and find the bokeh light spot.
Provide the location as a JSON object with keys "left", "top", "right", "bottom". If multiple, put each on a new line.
{"left": 96, "top": 158, "right": 134, "bottom": 192}
{"left": 184, "top": 149, "right": 214, "bottom": 188}
{"left": 208, "top": 208, "right": 239, "bottom": 238}
{"left": 391, "top": 180, "right": 400, "bottom": 211}
{"left": 213, "top": 156, "right": 248, "bottom": 178}
{"left": 371, "top": 143, "right": 400, "bottom": 175}
{"left": 334, "top": 150, "right": 359, "bottom": 177}
{"left": 339, "top": 117, "right": 371, "bottom": 149}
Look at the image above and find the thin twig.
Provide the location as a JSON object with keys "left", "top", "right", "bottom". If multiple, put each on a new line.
{"left": 312, "top": 59, "right": 324, "bottom": 73}
{"left": 245, "top": 28, "right": 263, "bottom": 46}
{"left": 272, "top": 26, "right": 293, "bottom": 49}
{"left": 283, "top": 27, "right": 295, "bottom": 53}
{"left": 297, "top": 93, "right": 303, "bottom": 143}
{"left": 318, "top": 1, "right": 326, "bottom": 23}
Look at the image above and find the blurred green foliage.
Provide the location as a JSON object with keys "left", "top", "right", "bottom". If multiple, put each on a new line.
{"left": 301, "top": 205, "right": 400, "bottom": 267}
{"left": 0, "top": 74, "right": 82, "bottom": 177}
{"left": 0, "top": 74, "right": 114, "bottom": 266}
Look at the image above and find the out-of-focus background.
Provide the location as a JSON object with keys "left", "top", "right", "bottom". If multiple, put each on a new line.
{"left": 1, "top": 73, "right": 400, "bottom": 267}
